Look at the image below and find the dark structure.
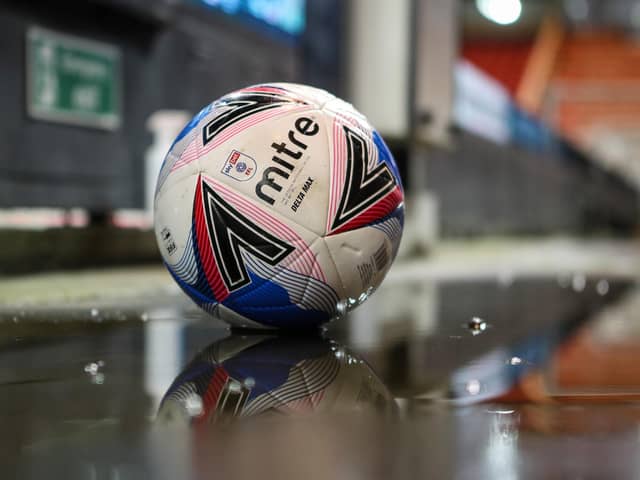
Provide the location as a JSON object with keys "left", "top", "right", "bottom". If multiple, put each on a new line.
{"left": 424, "top": 133, "right": 639, "bottom": 236}
{"left": 0, "top": 0, "right": 342, "bottom": 210}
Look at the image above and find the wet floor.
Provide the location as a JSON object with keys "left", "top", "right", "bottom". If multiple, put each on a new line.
{"left": 2, "top": 274, "right": 640, "bottom": 479}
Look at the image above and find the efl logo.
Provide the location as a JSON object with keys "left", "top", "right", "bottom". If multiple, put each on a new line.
{"left": 221, "top": 150, "right": 256, "bottom": 182}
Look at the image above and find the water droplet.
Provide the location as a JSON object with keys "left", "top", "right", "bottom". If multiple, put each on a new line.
{"left": 12, "top": 316, "right": 18, "bottom": 323}
{"left": 466, "top": 379, "right": 481, "bottom": 395}
{"left": 140, "top": 312, "right": 149, "bottom": 322}
{"left": 185, "top": 394, "right": 203, "bottom": 417}
{"left": 509, "top": 356, "right": 522, "bottom": 366}
{"left": 596, "top": 279, "right": 609, "bottom": 296}
{"left": 467, "top": 317, "right": 488, "bottom": 336}
{"left": 572, "top": 273, "right": 586, "bottom": 292}
{"left": 228, "top": 381, "right": 242, "bottom": 393}
{"left": 84, "top": 360, "right": 105, "bottom": 381}
{"left": 487, "top": 408, "right": 515, "bottom": 415}
{"left": 84, "top": 362, "right": 99, "bottom": 375}
{"left": 90, "top": 308, "right": 99, "bottom": 318}
{"left": 244, "top": 377, "right": 255, "bottom": 388}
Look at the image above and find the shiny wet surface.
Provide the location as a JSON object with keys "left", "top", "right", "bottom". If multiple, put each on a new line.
{"left": 2, "top": 275, "right": 640, "bottom": 479}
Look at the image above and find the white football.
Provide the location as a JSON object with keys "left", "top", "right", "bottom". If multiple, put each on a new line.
{"left": 154, "top": 83, "right": 404, "bottom": 329}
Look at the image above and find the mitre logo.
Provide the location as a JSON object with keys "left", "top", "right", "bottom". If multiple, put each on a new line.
{"left": 221, "top": 150, "right": 256, "bottom": 182}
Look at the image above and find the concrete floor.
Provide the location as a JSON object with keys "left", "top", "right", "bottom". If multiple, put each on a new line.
{"left": 1, "top": 236, "right": 638, "bottom": 309}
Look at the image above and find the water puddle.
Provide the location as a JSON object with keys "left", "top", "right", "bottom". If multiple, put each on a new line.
{"left": 1, "top": 276, "right": 640, "bottom": 478}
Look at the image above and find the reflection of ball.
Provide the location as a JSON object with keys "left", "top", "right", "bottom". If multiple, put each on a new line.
{"left": 154, "top": 83, "right": 404, "bottom": 329}
{"left": 157, "top": 336, "right": 396, "bottom": 425}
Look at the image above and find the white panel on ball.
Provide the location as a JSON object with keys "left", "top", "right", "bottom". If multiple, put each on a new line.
{"left": 197, "top": 108, "right": 331, "bottom": 237}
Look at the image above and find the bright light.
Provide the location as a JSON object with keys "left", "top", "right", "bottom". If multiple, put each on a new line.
{"left": 476, "top": 0, "right": 523, "bottom": 25}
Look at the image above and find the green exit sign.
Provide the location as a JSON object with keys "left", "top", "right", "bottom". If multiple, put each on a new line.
{"left": 26, "top": 26, "right": 121, "bottom": 130}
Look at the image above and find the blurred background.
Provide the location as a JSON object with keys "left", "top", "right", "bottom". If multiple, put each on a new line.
{"left": 1, "top": 0, "right": 639, "bottom": 272}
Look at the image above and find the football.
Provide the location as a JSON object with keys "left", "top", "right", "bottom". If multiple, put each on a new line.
{"left": 154, "top": 83, "right": 404, "bottom": 329}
